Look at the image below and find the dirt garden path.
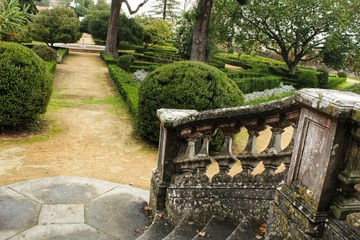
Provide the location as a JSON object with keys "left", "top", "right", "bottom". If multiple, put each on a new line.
{"left": 0, "top": 52, "right": 158, "bottom": 189}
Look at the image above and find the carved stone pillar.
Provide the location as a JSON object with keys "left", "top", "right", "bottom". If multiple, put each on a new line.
{"left": 266, "top": 89, "right": 360, "bottom": 238}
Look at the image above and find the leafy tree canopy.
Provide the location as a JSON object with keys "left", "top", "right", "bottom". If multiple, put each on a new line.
{"left": 29, "top": 7, "right": 81, "bottom": 47}
{"left": 81, "top": 11, "right": 143, "bottom": 46}
{"left": 142, "top": 19, "right": 173, "bottom": 49}
{"left": 224, "top": 0, "right": 359, "bottom": 74}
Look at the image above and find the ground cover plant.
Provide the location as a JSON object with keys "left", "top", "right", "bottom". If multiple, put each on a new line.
{"left": 0, "top": 42, "right": 52, "bottom": 129}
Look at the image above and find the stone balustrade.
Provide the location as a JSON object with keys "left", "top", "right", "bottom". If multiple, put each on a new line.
{"left": 149, "top": 89, "right": 360, "bottom": 239}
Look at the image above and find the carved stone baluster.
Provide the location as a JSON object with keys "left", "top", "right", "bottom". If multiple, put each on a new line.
{"left": 212, "top": 122, "right": 241, "bottom": 184}
{"left": 233, "top": 119, "right": 266, "bottom": 183}
{"left": 173, "top": 127, "right": 202, "bottom": 185}
{"left": 256, "top": 115, "right": 292, "bottom": 184}
{"left": 193, "top": 125, "right": 215, "bottom": 184}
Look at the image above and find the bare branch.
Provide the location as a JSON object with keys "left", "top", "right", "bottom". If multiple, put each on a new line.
{"left": 123, "top": 0, "right": 149, "bottom": 15}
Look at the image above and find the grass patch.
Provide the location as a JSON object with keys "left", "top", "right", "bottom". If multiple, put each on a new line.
{"left": 244, "top": 91, "right": 295, "bottom": 106}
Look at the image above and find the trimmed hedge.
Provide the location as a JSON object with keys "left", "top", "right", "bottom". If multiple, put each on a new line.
{"left": 0, "top": 42, "right": 53, "bottom": 128}
{"left": 56, "top": 48, "right": 69, "bottom": 58}
{"left": 328, "top": 76, "right": 347, "bottom": 89}
{"left": 117, "top": 54, "right": 135, "bottom": 72}
{"left": 107, "top": 64, "right": 140, "bottom": 118}
{"left": 233, "top": 76, "right": 281, "bottom": 94}
{"left": 297, "top": 71, "right": 318, "bottom": 88}
{"left": 45, "top": 61, "right": 57, "bottom": 74}
{"left": 32, "top": 45, "right": 57, "bottom": 61}
{"left": 317, "top": 69, "right": 329, "bottom": 88}
{"left": 344, "top": 83, "right": 360, "bottom": 94}
{"left": 100, "top": 51, "right": 117, "bottom": 64}
{"left": 138, "top": 61, "right": 244, "bottom": 142}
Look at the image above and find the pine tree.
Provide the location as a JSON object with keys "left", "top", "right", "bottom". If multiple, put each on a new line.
{"left": 151, "top": 0, "right": 180, "bottom": 21}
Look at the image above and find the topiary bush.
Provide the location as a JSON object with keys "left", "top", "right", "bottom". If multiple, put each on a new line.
{"left": 0, "top": 42, "right": 53, "bottom": 128}
{"left": 317, "top": 69, "right": 329, "bottom": 88}
{"left": 297, "top": 71, "right": 318, "bottom": 89}
{"left": 117, "top": 54, "right": 135, "bottom": 72}
{"left": 32, "top": 44, "right": 58, "bottom": 61}
{"left": 138, "top": 61, "right": 244, "bottom": 143}
{"left": 337, "top": 71, "right": 348, "bottom": 78}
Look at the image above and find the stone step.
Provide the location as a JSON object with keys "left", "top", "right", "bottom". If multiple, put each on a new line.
{"left": 163, "top": 216, "right": 205, "bottom": 240}
{"left": 192, "top": 216, "right": 238, "bottom": 240}
{"left": 136, "top": 214, "right": 174, "bottom": 240}
{"left": 226, "top": 216, "right": 265, "bottom": 240}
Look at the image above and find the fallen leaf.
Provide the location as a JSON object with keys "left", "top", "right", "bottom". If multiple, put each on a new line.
{"left": 156, "top": 214, "right": 164, "bottom": 219}
{"left": 259, "top": 223, "right": 266, "bottom": 233}
{"left": 255, "top": 235, "right": 263, "bottom": 239}
{"left": 135, "top": 229, "right": 141, "bottom": 233}
{"left": 187, "top": 221, "right": 194, "bottom": 225}
{"left": 144, "top": 206, "right": 153, "bottom": 211}
{"left": 196, "top": 230, "right": 206, "bottom": 237}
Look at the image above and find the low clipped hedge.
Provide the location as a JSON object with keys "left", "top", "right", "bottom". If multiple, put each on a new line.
{"left": 297, "top": 71, "right": 318, "bottom": 88}
{"left": 0, "top": 42, "right": 53, "bottom": 128}
{"left": 56, "top": 48, "right": 69, "bottom": 58}
{"left": 32, "top": 45, "right": 57, "bottom": 61}
{"left": 328, "top": 76, "right": 347, "bottom": 89}
{"left": 233, "top": 76, "right": 281, "bottom": 94}
{"left": 100, "top": 51, "right": 117, "bottom": 64}
{"left": 344, "top": 83, "right": 360, "bottom": 94}
{"left": 138, "top": 61, "right": 244, "bottom": 143}
{"left": 107, "top": 64, "right": 140, "bottom": 118}
{"left": 117, "top": 54, "right": 135, "bottom": 72}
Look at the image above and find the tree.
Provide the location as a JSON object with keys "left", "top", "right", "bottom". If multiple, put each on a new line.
{"left": 234, "top": 0, "right": 358, "bottom": 74}
{"left": 72, "top": 0, "right": 94, "bottom": 17}
{"left": 18, "top": 0, "right": 38, "bottom": 14}
{"left": 190, "top": 0, "right": 247, "bottom": 62}
{"left": 0, "top": 0, "right": 31, "bottom": 41}
{"left": 151, "top": 0, "right": 180, "bottom": 21}
{"left": 29, "top": 7, "right": 81, "bottom": 47}
{"left": 92, "top": 0, "right": 110, "bottom": 11}
{"left": 81, "top": 11, "right": 143, "bottom": 46}
{"left": 105, "top": 0, "right": 148, "bottom": 58}
{"left": 143, "top": 19, "right": 172, "bottom": 49}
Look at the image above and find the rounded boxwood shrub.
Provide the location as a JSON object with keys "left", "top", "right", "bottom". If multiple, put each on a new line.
{"left": 297, "top": 71, "right": 318, "bottom": 89}
{"left": 317, "top": 69, "right": 329, "bottom": 88}
{"left": 138, "top": 61, "right": 244, "bottom": 143}
{"left": 32, "top": 45, "right": 58, "bottom": 61}
{"left": 117, "top": 54, "right": 135, "bottom": 72}
{"left": 337, "top": 71, "right": 348, "bottom": 78}
{"left": 0, "top": 42, "right": 53, "bottom": 128}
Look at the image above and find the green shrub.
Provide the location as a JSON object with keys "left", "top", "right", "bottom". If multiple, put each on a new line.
{"left": 45, "top": 61, "right": 57, "bottom": 74}
{"left": 0, "top": 42, "right": 52, "bottom": 128}
{"left": 297, "top": 71, "right": 318, "bottom": 88}
{"left": 344, "top": 83, "right": 360, "bottom": 94}
{"left": 138, "top": 61, "right": 244, "bottom": 143}
{"left": 117, "top": 54, "right": 135, "bottom": 72}
{"left": 135, "top": 47, "right": 145, "bottom": 53}
{"left": 100, "top": 51, "right": 117, "bottom": 64}
{"left": 107, "top": 64, "right": 140, "bottom": 118}
{"left": 317, "top": 69, "right": 329, "bottom": 88}
{"left": 56, "top": 48, "right": 69, "bottom": 58}
{"left": 32, "top": 45, "right": 57, "bottom": 61}
{"left": 209, "top": 60, "right": 225, "bottom": 69}
{"left": 328, "top": 76, "right": 347, "bottom": 89}
{"left": 232, "top": 76, "right": 281, "bottom": 94}
{"left": 337, "top": 71, "right": 348, "bottom": 78}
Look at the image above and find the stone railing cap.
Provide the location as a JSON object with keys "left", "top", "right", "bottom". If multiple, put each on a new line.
{"left": 157, "top": 109, "right": 198, "bottom": 125}
{"left": 295, "top": 89, "right": 360, "bottom": 119}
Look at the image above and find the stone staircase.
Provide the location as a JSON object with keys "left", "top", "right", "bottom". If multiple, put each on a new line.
{"left": 137, "top": 214, "right": 264, "bottom": 240}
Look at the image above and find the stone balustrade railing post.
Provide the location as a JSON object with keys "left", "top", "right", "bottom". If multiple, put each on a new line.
{"left": 149, "top": 109, "right": 197, "bottom": 211}
{"left": 266, "top": 89, "right": 360, "bottom": 239}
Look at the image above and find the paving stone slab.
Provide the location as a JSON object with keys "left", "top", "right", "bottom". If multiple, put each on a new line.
{"left": 86, "top": 187, "right": 151, "bottom": 240}
{"left": 7, "top": 177, "right": 120, "bottom": 204}
{"left": 0, "top": 187, "right": 41, "bottom": 240}
{"left": 38, "top": 204, "right": 84, "bottom": 224}
{"left": 8, "top": 224, "right": 117, "bottom": 240}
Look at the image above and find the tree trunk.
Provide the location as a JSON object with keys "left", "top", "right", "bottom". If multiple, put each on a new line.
{"left": 162, "top": 0, "right": 167, "bottom": 20}
{"left": 287, "top": 62, "right": 297, "bottom": 75}
{"left": 105, "top": 0, "right": 123, "bottom": 58}
{"left": 190, "top": 0, "right": 213, "bottom": 62}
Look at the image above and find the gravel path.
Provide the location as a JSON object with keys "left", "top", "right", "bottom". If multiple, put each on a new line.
{"left": 0, "top": 52, "right": 157, "bottom": 189}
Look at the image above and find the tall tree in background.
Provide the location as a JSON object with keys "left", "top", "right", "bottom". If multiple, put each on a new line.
{"left": 151, "top": 0, "right": 180, "bottom": 21}
{"left": 105, "top": 0, "right": 148, "bottom": 57}
{"left": 189, "top": 0, "right": 212, "bottom": 62}
{"left": 190, "top": 0, "right": 247, "bottom": 62}
{"left": 234, "top": 0, "right": 359, "bottom": 74}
